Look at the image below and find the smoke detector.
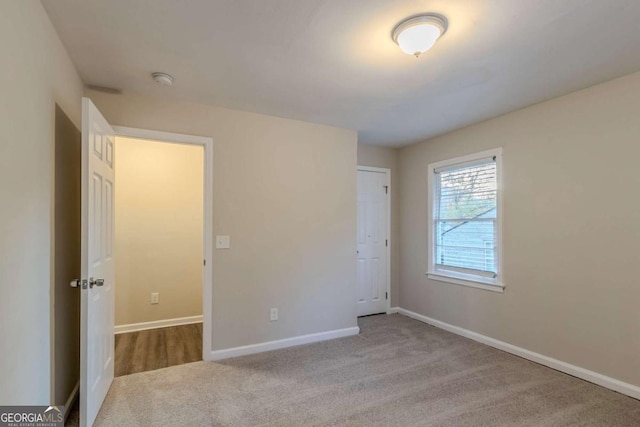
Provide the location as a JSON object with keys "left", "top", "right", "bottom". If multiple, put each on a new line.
{"left": 151, "top": 72, "right": 174, "bottom": 86}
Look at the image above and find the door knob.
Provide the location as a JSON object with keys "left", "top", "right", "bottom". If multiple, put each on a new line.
{"left": 89, "top": 278, "right": 105, "bottom": 288}
{"left": 70, "top": 279, "right": 88, "bottom": 289}
{"left": 70, "top": 278, "right": 103, "bottom": 289}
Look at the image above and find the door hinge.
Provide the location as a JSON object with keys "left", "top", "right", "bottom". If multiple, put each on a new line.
{"left": 385, "top": 292, "right": 388, "bottom": 300}
{"left": 383, "top": 185, "right": 388, "bottom": 194}
{"left": 385, "top": 239, "right": 388, "bottom": 247}
{"left": 203, "top": 259, "right": 206, "bottom": 266}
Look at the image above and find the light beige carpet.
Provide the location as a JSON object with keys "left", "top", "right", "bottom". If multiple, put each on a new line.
{"left": 77, "top": 314, "right": 640, "bottom": 426}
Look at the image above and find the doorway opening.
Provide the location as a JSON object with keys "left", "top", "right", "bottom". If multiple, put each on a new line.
{"left": 112, "top": 134, "right": 206, "bottom": 376}
{"left": 52, "top": 105, "right": 82, "bottom": 423}
{"left": 60, "top": 102, "right": 215, "bottom": 424}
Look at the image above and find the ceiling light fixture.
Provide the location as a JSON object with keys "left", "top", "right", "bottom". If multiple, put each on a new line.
{"left": 392, "top": 14, "right": 447, "bottom": 58}
{"left": 151, "top": 72, "right": 174, "bottom": 86}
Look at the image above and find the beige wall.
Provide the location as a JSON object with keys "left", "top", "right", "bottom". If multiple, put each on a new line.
{"left": 115, "top": 138, "right": 203, "bottom": 325}
{"left": 0, "top": 2, "right": 83, "bottom": 404}
{"left": 86, "top": 89, "right": 358, "bottom": 352}
{"left": 399, "top": 71, "right": 640, "bottom": 387}
{"left": 357, "top": 144, "right": 400, "bottom": 307}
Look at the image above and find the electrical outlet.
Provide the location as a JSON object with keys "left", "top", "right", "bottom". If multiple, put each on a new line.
{"left": 151, "top": 293, "right": 159, "bottom": 304}
{"left": 216, "top": 235, "right": 230, "bottom": 249}
{"left": 270, "top": 308, "right": 278, "bottom": 321}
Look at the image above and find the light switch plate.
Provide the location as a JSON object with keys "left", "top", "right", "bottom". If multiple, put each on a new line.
{"left": 216, "top": 235, "right": 230, "bottom": 249}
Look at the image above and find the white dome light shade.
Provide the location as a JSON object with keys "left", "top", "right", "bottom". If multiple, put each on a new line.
{"left": 397, "top": 24, "right": 441, "bottom": 56}
{"left": 392, "top": 15, "right": 447, "bottom": 58}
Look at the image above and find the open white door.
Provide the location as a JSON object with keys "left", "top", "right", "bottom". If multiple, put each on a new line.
{"left": 76, "top": 97, "right": 115, "bottom": 427}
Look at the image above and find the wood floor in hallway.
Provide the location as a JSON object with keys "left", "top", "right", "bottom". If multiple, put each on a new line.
{"left": 114, "top": 323, "right": 202, "bottom": 377}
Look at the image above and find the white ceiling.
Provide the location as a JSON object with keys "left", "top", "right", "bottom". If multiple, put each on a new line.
{"left": 42, "top": 0, "right": 640, "bottom": 147}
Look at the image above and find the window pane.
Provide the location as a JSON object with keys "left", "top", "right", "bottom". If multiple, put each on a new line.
{"left": 434, "top": 159, "right": 497, "bottom": 275}
{"left": 437, "top": 162, "right": 496, "bottom": 220}
{"left": 435, "top": 220, "right": 496, "bottom": 273}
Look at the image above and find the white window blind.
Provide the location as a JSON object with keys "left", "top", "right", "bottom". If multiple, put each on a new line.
{"left": 434, "top": 157, "right": 497, "bottom": 278}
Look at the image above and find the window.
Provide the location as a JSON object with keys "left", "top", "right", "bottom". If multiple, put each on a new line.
{"left": 427, "top": 148, "right": 503, "bottom": 291}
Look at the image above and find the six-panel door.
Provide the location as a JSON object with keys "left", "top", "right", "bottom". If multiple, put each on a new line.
{"left": 80, "top": 98, "right": 115, "bottom": 427}
{"left": 357, "top": 169, "right": 389, "bottom": 316}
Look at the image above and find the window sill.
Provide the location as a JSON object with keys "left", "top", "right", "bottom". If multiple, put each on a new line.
{"left": 426, "top": 272, "right": 505, "bottom": 293}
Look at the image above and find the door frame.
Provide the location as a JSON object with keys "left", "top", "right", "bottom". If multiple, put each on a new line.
{"left": 357, "top": 165, "right": 391, "bottom": 314}
{"left": 113, "top": 126, "right": 214, "bottom": 361}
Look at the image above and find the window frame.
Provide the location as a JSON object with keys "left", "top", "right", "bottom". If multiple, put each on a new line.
{"left": 427, "top": 148, "right": 504, "bottom": 293}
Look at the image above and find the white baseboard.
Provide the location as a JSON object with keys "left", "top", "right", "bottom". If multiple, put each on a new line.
{"left": 387, "top": 307, "right": 399, "bottom": 314}
{"left": 63, "top": 381, "right": 79, "bottom": 421}
{"left": 209, "top": 326, "right": 360, "bottom": 361}
{"left": 397, "top": 308, "right": 640, "bottom": 400}
{"left": 115, "top": 315, "right": 203, "bottom": 334}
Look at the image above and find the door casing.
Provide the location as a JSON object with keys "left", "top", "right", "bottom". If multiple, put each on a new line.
{"left": 113, "top": 126, "right": 214, "bottom": 361}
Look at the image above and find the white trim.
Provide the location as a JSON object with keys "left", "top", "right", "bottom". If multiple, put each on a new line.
{"left": 433, "top": 157, "right": 494, "bottom": 174}
{"left": 387, "top": 307, "right": 400, "bottom": 314}
{"left": 63, "top": 381, "right": 79, "bottom": 422}
{"left": 427, "top": 148, "right": 504, "bottom": 289}
{"left": 113, "top": 127, "right": 214, "bottom": 361}
{"left": 210, "top": 327, "right": 360, "bottom": 361}
{"left": 426, "top": 273, "right": 504, "bottom": 293}
{"left": 357, "top": 165, "right": 389, "bottom": 174}
{"left": 113, "top": 126, "right": 211, "bottom": 146}
{"left": 115, "top": 315, "right": 203, "bottom": 334}
{"left": 427, "top": 148, "right": 500, "bottom": 174}
{"left": 397, "top": 308, "right": 640, "bottom": 400}
{"left": 357, "top": 165, "right": 392, "bottom": 314}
